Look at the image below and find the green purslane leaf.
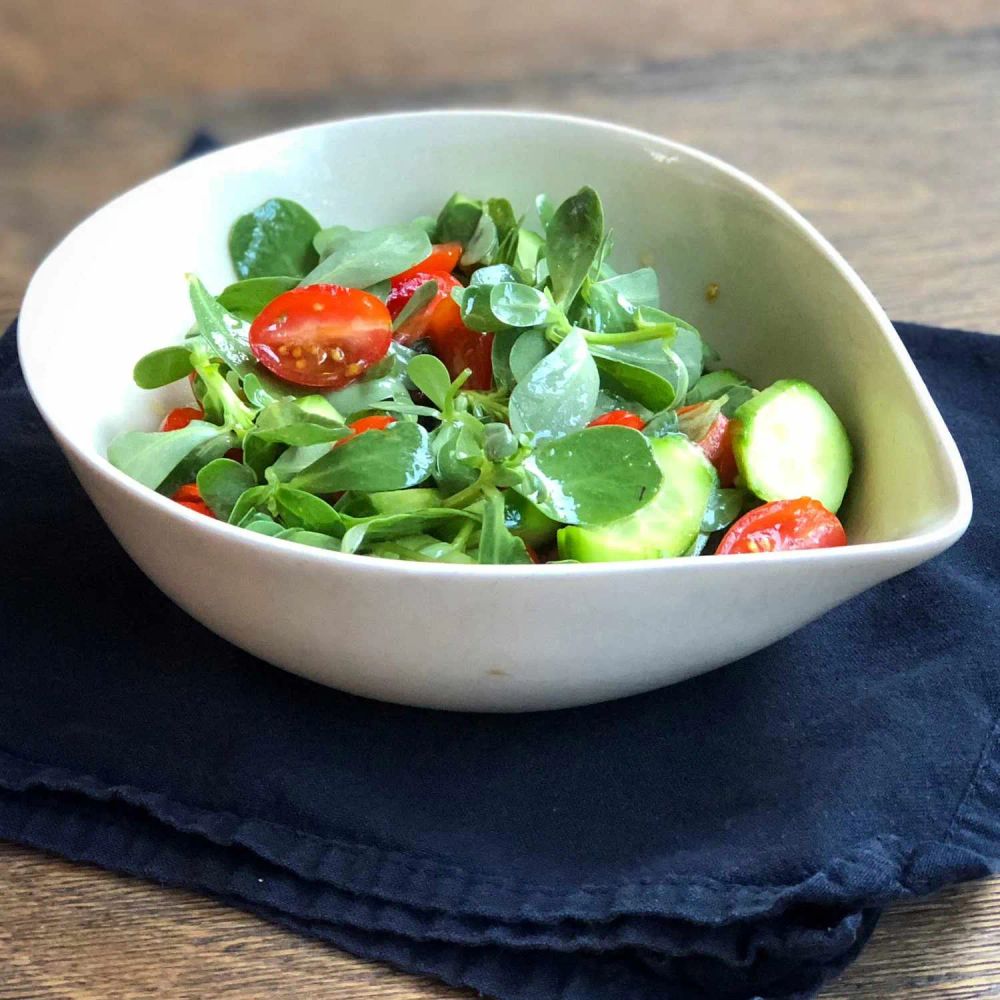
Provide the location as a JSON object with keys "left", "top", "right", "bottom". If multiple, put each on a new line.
{"left": 478, "top": 493, "right": 532, "bottom": 565}
{"left": 196, "top": 458, "right": 257, "bottom": 521}
{"left": 187, "top": 275, "right": 257, "bottom": 376}
{"left": 701, "top": 487, "right": 745, "bottom": 534}
{"left": 642, "top": 408, "right": 681, "bottom": 439}
{"left": 453, "top": 285, "right": 511, "bottom": 333}
{"left": 407, "top": 354, "right": 452, "bottom": 410}
{"left": 489, "top": 283, "right": 552, "bottom": 328}
{"left": 516, "top": 426, "right": 663, "bottom": 526}
{"left": 289, "top": 421, "right": 433, "bottom": 494}
{"left": 268, "top": 442, "right": 331, "bottom": 483}
{"left": 535, "top": 193, "right": 556, "bottom": 231}
{"left": 392, "top": 279, "right": 438, "bottom": 332}
{"left": 274, "top": 527, "right": 342, "bottom": 551}
{"left": 600, "top": 268, "right": 660, "bottom": 308}
{"left": 507, "top": 329, "right": 550, "bottom": 383}
{"left": 133, "top": 346, "right": 194, "bottom": 389}
{"left": 241, "top": 512, "right": 285, "bottom": 536}
{"left": 340, "top": 507, "right": 480, "bottom": 555}
{"left": 159, "top": 431, "right": 237, "bottom": 499}
{"left": 217, "top": 276, "right": 298, "bottom": 322}
{"left": 482, "top": 422, "right": 517, "bottom": 462}
{"left": 229, "top": 198, "right": 320, "bottom": 280}
{"left": 250, "top": 397, "right": 350, "bottom": 446}
{"left": 434, "top": 193, "right": 483, "bottom": 246}
{"left": 272, "top": 485, "right": 345, "bottom": 535}
{"left": 299, "top": 223, "right": 431, "bottom": 289}
{"left": 546, "top": 187, "right": 604, "bottom": 310}
{"left": 685, "top": 369, "right": 756, "bottom": 415}
{"left": 509, "top": 329, "right": 599, "bottom": 442}
{"left": 108, "top": 421, "right": 230, "bottom": 492}
{"left": 490, "top": 329, "right": 521, "bottom": 394}
{"left": 228, "top": 484, "right": 273, "bottom": 526}
{"left": 313, "top": 224, "right": 352, "bottom": 259}
{"left": 460, "top": 211, "right": 499, "bottom": 267}
{"left": 430, "top": 419, "right": 481, "bottom": 495}
{"left": 470, "top": 264, "right": 522, "bottom": 288}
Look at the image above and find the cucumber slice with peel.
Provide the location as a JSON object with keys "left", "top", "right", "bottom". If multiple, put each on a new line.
{"left": 557, "top": 436, "right": 716, "bottom": 562}
{"left": 732, "top": 380, "right": 852, "bottom": 513}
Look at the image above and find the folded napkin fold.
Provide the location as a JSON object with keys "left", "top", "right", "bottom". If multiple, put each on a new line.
{"left": 2, "top": 220, "right": 999, "bottom": 997}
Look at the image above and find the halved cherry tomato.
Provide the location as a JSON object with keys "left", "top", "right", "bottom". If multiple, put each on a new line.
{"left": 171, "top": 483, "right": 215, "bottom": 518}
{"left": 334, "top": 414, "right": 396, "bottom": 447}
{"left": 161, "top": 406, "right": 203, "bottom": 432}
{"left": 716, "top": 498, "right": 846, "bottom": 555}
{"left": 393, "top": 242, "right": 462, "bottom": 283}
{"left": 249, "top": 284, "right": 392, "bottom": 389}
{"left": 387, "top": 271, "right": 462, "bottom": 345}
{"left": 588, "top": 409, "right": 645, "bottom": 430}
{"left": 387, "top": 270, "right": 493, "bottom": 389}
{"left": 678, "top": 405, "right": 737, "bottom": 487}
{"left": 429, "top": 322, "right": 494, "bottom": 391}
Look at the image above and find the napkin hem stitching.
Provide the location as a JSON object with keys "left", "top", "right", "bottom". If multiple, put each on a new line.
{"left": 2, "top": 743, "right": 998, "bottom": 915}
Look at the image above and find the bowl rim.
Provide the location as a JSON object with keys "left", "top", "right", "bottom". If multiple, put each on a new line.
{"left": 18, "top": 108, "right": 973, "bottom": 579}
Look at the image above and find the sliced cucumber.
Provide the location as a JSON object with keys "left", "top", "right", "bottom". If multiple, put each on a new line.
{"left": 732, "top": 379, "right": 852, "bottom": 513}
{"left": 557, "top": 435, "right": 716, "bottom": 562}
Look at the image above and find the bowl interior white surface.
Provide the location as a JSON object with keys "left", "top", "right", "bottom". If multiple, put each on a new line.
{"left": 17, "top": 112, "right": 972, "bottom": 711}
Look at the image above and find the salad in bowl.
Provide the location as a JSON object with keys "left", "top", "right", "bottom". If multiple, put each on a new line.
{"left": 110, "top": 186, "right": 852, "bottom": 565}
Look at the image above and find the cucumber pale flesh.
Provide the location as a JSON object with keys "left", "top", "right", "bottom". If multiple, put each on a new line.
{"left": 558, "top": 435, "right": 716, "bottom": 562}
{"left": 732, "top": 379, "right": 852, "bottom": 513}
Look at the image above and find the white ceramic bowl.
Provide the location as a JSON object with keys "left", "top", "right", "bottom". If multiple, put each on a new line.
{"left": 19, "top": 111, "right": 971, "bottom": 711}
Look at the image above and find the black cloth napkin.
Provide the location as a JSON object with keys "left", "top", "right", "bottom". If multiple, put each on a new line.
{"left": 3, "top": 246, "right": 1000, "bottom": 993}
{"left": 3, "top": 317, "right": 999, "bottom": 999}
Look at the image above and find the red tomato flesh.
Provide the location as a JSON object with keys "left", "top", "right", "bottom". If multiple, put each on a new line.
{"left": 388, "top": 268, "right": 493, "bottom": 391}
{"left": 171, "top": 483, "right": 215, "bottom": 518}
{"left": 394, "top": 243, "right": 462, "bottom": 283}
{"left": 716, "top": 498, "right": 846, "bottom": 555}
{"left": 677, "top": 405, "right": 737, "bottom": 487}
{"left": 249, "top": 284, "right": 392, "bottom": 388}
{"left": 387, "top": 271, "right": 462, "bottom": 345}
{"left": 334, "top": 414, "right": 396, "bottom": 447}
{"left": 588, "top": 409, "right": 645, "bottom": 430}
{"left": 161, "top": 406, "right": 203, "bottom": 432}
{"left": 430, "top": 322, "right": 494, "bottom": 391}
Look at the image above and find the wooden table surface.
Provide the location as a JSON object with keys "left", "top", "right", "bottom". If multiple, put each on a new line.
{"left": 1, "top": 2, "right": 998, "bottom": 996}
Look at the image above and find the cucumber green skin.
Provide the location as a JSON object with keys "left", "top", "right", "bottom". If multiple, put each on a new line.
{"left": 504, "top": 491, "right": 560, "bottom": 548}
{"left": 732, "top": 379, "right": 853, "bottom": 514}
{"left": 557, "top": 436, "right": 717, "bottom": 562}
{"left": 369, "top": 488, "right": 442, "bottom": 516}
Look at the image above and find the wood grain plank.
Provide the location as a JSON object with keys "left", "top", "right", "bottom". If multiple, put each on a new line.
{"left": 2, "top": 0, "right": 999, "bottom": 120}
{"left": 2, "top": 843, "right": 1000, "bottom": 999}
{"left": 2, "top": 27, "right": 998, "bottom": 333}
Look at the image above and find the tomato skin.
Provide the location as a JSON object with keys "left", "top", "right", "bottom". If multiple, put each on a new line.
{"left": 171, "top": 483, "right": 215, "bottom": 518}
{"left": 698, "top": 414, "right": 737, "bottom": 487}
{"left": 249, "top": 284, "right": 392, "bottom": 389}
{"left": 161, "top": 406, "right": 203, "bottom": 432}
{"left": 387, "top": 271, "right": 462, "bottom": 345}
{"left": 387, "top": 270, "right": 493, "bottom": 389}
{"left": 677, "top": 405, "right": 737, "bottom": 487}
{"left": 394, "top": 243, "right": 462, "bottom": 283}
{"left": 430, "top": 323, "right": 494, "bottom": 390}
{"left": 716, "top": 498, "right": 846, "bottom": 555}
{"left": 588, "top": 409, "right": 645, "bottom": 430}
{"left": 334, "top": 414, "right": 396, "bottom": 447}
